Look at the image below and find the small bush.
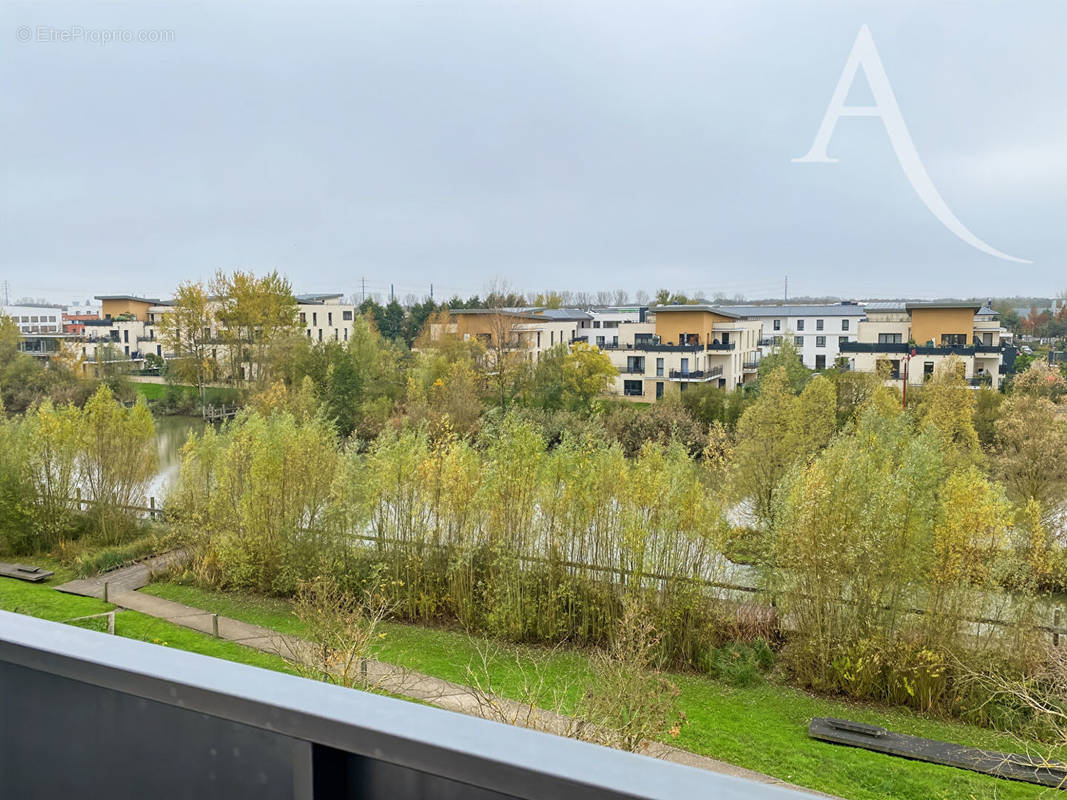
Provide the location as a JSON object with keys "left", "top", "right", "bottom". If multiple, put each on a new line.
{"left": 701, "top": 640, "right": 775, "bottom": 687}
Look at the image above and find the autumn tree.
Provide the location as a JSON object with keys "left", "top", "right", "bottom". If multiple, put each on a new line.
{"left": 157, "top": 280, "right": 216, "bottom": 413}
{"left": 915, "top": 356, "right": 981, "bottom": 467}
{"left": 756, "top": 337, "right": 810, "bottom": 394}
{"left": 994, "top": 395, "right": 1067, "bottom": 515}
{"left": 1012, "top": 360, "right": 1067, "bottom": 402}
{"left": 561, "top": 341, "right": 618, "bottom": 413}
{"left": 731, "top": 368, "right": 802, "bottom": 525}
{"left": 210, "top": 270, "right": 300, "bottom": 388}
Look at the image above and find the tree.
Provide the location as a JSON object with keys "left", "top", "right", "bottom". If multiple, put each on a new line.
{"left": 994, "top": 395, "right": 1067, "bottom": 515}
{"left": 916, "top": 357, "right": 981, "bottom": 467}
{"left": 756, "top": 337, "right": 810, "bottom": 394}
{"left": 731, "top": 368, "right": 801, "bottom": 524}
{"left": 211, "top": 270, "right": 300, "bottom": 387}
{"left": 378, "top": 299, "right": 406, "bottom": 342}
{"left": 524, "top": 343, "right": 567, "bottom": 411}
{"left": 795, "top": 375, "right": 837, "bottom": 453}
{"left": 1012, "top": 361, "right": 1067, "bottom": 402}
{"left": 157, "top": 280, "right": 216, "bottom": 413}
{"left": 562, "top": 342, "right": 617, "bottom": 412}
{"left": 79, "top": 385, "right": 157, "bottom": 543}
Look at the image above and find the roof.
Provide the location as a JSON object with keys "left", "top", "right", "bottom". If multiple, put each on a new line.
{"left": 905, "top": 301, "right": 982, "bottom": 311}
{"left": 716, "top": 304, "right": 865, "bottom": 318}
{"left": 521, "top": 307, "right": 593, "bottom": 321}
{"left": 447, "top": 308, "right": 546, "bottom": 320}
{"left": 94, "top": 295, "right": 166, "bottom": 304}
{"left": 650, "top": 304, "right": 744, "bottom": 319}
{"left": 295, "top": 293, "right": 345, "bottom": 304}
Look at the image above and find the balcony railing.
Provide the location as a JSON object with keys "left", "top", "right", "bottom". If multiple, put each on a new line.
{"left": 1, "top": 611, "right": 805, "bottom": 799}
{"left": 667, "top": 367, "right": 723, "bottom": 380}
{"left": 705, "top": 342, "right": 736, "bottom": 351}
{"left": 620, "top": 366, "right": 646, "bottom": 374}
{"left": 742, "top": 361, "right": 760, "bottom": 370}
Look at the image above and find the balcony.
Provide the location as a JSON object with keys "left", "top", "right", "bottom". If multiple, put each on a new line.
{"left": 705, "top": 342, "right": 736, "bottom": 351}
{"left": 603, "top": 341, "right": 703, "bottom": 353}
{"left": 839, "top": 342, "right": 909, "bottom": 354}
{"left": 620, "top": 366, "right": 646, "bottom": 374}
{"left": 1, "top": 611, "right": 790, "bottom": 800}
{"left": 742, "top": 360, "right": 760, "bottom": 370}
{"left": 668, "top": 367, "right": 723, "bottom": 381}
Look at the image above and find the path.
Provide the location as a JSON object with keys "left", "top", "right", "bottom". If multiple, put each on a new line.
{"left": 55, "top": 555, "right": 834, "bottom": 798}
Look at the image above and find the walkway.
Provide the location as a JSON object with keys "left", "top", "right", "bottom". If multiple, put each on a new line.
{"left": 55, "top": 554, "right": 834, "bottom": 798}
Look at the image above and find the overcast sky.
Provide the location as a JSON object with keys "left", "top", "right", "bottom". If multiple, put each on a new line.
{"left": 3, "top": 0, "right": 1064, "bottom": 304}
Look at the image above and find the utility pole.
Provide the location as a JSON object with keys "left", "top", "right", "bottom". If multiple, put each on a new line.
{"left": 361, "top": 277, "right": 366, "bottom": 303}
{"left": 430, "top": 283, "right": 433, "bottom": 301}
{"left": 1, "top": 280, "right": 9, "bottom": 306}
{"left": 784, "top": 275, "right": 788, "bottom": 303}
{"left": 390, "top": 284, "right": 394, "bottom": 303}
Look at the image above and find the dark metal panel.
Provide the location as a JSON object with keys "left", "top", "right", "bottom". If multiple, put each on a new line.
{"left": 0, "top": 611, "right": 816, "bottom": 800}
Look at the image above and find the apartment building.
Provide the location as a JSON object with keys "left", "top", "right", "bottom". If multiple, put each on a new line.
{"left": 429, "top": 308, "right": 592, "bottom": 360}
{"left": 602, "top": 305, "right": 763, "bottom": 400}
{"left": 841, "top": 301, "right": 1015, "bottom": 388}
{"left": 296, "top": 293, "right": 356, "bottom": 344}
{"left": 715, "top": 303, "right": 866, "bottom": 370}
{"left": 573, "top": 306, "right": 648, "bottom": 349}
{"left": 1, "top": 304, "right": 64, "bottom": 334}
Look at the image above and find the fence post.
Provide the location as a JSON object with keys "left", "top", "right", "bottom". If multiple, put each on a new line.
{"left": 212, "top": 614, "right": 219, "bottom": 638}
{"left": 1055, "top": 608, "right": 1062, "bottom": 647}
{"left": 102, "top": 581, "right": 109, "bottom": 604}
{"left": 107, "top": 611, "right": 115, "bottom": 635}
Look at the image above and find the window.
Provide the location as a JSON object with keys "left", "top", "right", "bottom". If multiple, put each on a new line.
{"left": 318, "top": 328, "right": 323, "bottom": 341}
{"left": 550, "top": 331, "right": 555, "bottom": 346}
{"left": 720, "top": 332, "right": 730, "bottom": 344}
{"left": 940, "top": 334, "right": 967, "bottom": 347}
{"left": 328, "top": 312, "right": 333, "bottom": 326}
{"left": 312, "top": 312, "right": 317, "bottom": 325}
{"left": 815, "top": 355, "right": 826, "bottom": 370}
{"left": 656, "top": 381, "right": 664, "bottom": 398}
{"left": 596, "top": 336, "right": 605, "bottom": 346}
{"left": 773, "top": 319, "right": 781, "bottom": 331}
{"left": 794, "top": 336, "right": 803, "bottom": 348}
{"left": 299, "top": 312, "right": 306, "bottom": 324}
{"left": 593, "top": 321, "right": 601, "bottom": 328}
{"left": 626, "top": 356, "right": 644, "bottom": 373}
{"left": 773, "top": 335, "right": 782, "bottom": 345}
{"left": 816, "top": 319, "right": 824, "bottom": 331}
{"left": 680, "top": 357, "right": 689, "bottom": 375}
{"left": 924, "top": 362, "right": 935, "bottom": 380}
{"left": 815, "top": 336, "right": 826, "bottom": 347}
{"left": 612, "top": 335, "right": 618, "bottom": 346}
{"left": 344, "top": 328, "right": 348, "bottom": 342}
{"left": 623, "top": 380, "right": 643, "bottom": 397}
{"left": 878, "top": 333, "right": 903, "bottom": 344}
{"left": 841, "top": 319, "right": 850, "bottom": 331}
{"left": 839, "top": 336, "right": 849, "bottom": 346}
{"left": 536, "top": 332, "right": 541, "bottom": 348}
{"left": 656, "top": 357, "right": 664, "bottom": 377}
{"left": 602, "top": 321, "right": 619, "bottom": 328}
{"left": 343, "top": 310, "right": 353, "bottom": 321}
{"left": 796, "top": 319, "right": 804, "bottom": 331}
{"left": 123, "top": 330, "right": 129, "bottom": 343}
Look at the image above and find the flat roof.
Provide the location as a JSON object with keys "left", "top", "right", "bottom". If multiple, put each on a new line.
{"left": 650, "top": 304, "right": 744, "bottom": 319}
{"left": 905, "top": 301, "right": 982, "bottom": 311}
{"left": 295, "top": 293, "right": 345, "bottom": 304}
{"left": 716, "top": 304, "right": 865, "bottom": 318}
{"left": 95, "top": 295, "right": 166, "bottom": 304}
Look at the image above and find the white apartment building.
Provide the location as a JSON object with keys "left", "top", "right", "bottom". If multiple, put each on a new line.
{"left": 715, "top": 303, "right": 866, "bottom": 371}
{"left": 1, "top": 305, "right": 64, "bottom": 334}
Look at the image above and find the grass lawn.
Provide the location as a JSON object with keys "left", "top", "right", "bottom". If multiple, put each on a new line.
{"left": 141, "top": 581, "right": 1056, "bottom": 800}
{"left": 0, "top": 560, "right": 298, "bottom": 677}
{"left": 134, "top": 382, "right": 241, "bottom": 405}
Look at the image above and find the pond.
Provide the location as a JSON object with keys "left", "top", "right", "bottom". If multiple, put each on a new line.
{"left": 147, "top": 415, "right": 207, "bottom": 502}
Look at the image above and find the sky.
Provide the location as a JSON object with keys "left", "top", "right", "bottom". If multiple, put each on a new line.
{"left": 2, "top": 0, "right": 1065, "bottom": 304}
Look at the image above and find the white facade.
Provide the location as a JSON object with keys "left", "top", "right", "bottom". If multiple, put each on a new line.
{"left": 1, "top": 305, "right": 64, "bottom": 334}
{"left": 717, "top": 304, "right": 866, "bottom": 371}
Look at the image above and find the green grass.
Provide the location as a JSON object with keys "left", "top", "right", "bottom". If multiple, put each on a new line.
{"left": 141, "top": 580, "right": 1056, "bottom": 800}
{"left": 134, "top": 382, "right": 241, "bottom": 405}
{"left": 0, "top": 565, "right": 297, "bottom": 677}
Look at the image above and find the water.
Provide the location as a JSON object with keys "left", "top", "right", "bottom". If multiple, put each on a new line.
{"left": 148, "top": 415, "right": 206, "bottom": 501}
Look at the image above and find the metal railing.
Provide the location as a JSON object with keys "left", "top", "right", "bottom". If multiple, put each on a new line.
{"left": 667, "top": 368, "right": 723, "bottom": 380}
{"left": 0, "top": 611, "right": 811, "bottom": 799}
